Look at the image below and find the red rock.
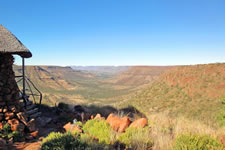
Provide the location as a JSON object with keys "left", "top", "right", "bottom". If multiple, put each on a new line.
{"left": 130, "top": 118, "right": 148, "bottom": 128}
{"left": 0, "top": 122, "right": 6, "bottom": 130}
{"left": 220, "top": 135, "right": 225, "bottom": 148}
{"left": 29, "top": 131, "right": 39, "bottom": 138}
{"left": 118, "top": 117, "right": 131, "bottom": 133}
{"left": 94, "top": 114, "right": 105, "bottom": 120}
{"left": 106, "top": 113, "right": 131, "bottom": 133}
{"left": 63, "top": 122, "right": 82, "bottom": 133}
{"left": 94, "top": 114, "right": 101, "bottom": 119}
{"left": 5, "top": 112, "right": 14, "bottom": 120}
{"left": 8, "top": 119, "right": 25, "bottom": 132}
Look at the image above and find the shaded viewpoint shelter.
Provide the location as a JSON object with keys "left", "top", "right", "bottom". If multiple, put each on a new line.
{"left": 0, "top": 24, "right": 32, "bottom": 101}
{"left": 0, "top": 24, "right": 41, "bottom": 133}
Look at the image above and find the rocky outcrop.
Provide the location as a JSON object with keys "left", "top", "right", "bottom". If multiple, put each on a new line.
{"left": 63, "top": 122, "right": 82, "bottom": 133}
{"left": 94, "top": 113, "right": 105, "bottom": 120}
{"left": 106, "top": 113, "right": 131, "bottom": 133}
{"left": 130, "top": 118, "right": 148, "bottom": 128}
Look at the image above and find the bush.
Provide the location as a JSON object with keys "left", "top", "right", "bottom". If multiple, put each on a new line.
{"left": 58, "top": 102, "right": 69, "bottom": 111}
{"left": 0, "top": 123, "right": 24, "bottom": 142}
{"left": 80, "top": 133, "right": 114, "bottom": 150}
{"left": 2, "top": 123, "right": 11, "bottom": 135}
{"left": 10, "top": 131, "right": 23, "bottom": 142}
{"left": 173, "top": 134, "right": 224, "bottom": 150}
{"left": 117, "top": 126, "right": 153, "bottom": 149}
{"left": 41, "top": 132, "right": 90, "bottom": 150}
{"left": 82, "top": 119, "right": 114, "bottom": 144}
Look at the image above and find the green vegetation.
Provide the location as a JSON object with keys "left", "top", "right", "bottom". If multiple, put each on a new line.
{"left": 14, "top": 63, "right": 225, "bottom": 149}
{"left": 82, "top": 119, "right": 115, "bottom": 144}
{"left": 0, "top": 123, "right": 23, "bottom": 142}
{"left": 41, "top": 132, "right": 91, "bottom": 150}
{"left": 217, "top": 97, "right": 225, "bottom": 126}
{"left": 122, "top": 63, "right": 225, "bottom": 127}
{"left": 13, "top": 65, "right": 135, "bottom": 106}
{"left": 173, "top": 134, "right": 224, "bottom": 150}
{"left": 117, "top": 126, "right": 153, "bottom": 149}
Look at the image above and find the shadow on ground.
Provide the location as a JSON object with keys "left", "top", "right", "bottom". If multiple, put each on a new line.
{"left": 12, "top": 103, "right": 146, "bottom": 150}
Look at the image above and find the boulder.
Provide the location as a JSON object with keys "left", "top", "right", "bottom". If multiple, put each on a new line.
{"left": 63, "top": 122, "right": 82, "bottom": 133}
{"left": 106, "top": 113, "right": 131, "bottom": 133}
{"left": 29, "top": 131, "right": 39, "bottom": 138}
{"left": 0, "top": 122, "right": 6, "bottom": 130}
{"left": 5, "top": 112, "right": 14, "bottom": 120}
{"left": 130, "top": 118, "right": 148, "bottom": 128}
{"left": 118, "top": 116, "right": 131, "bottom": 133}
{"left": 94, "top": 114, "right": 105, "bottom": 120}
{"left": 220, "top": 135, "right": 225, "bottom": 148}
{"left": 8, "top": 119, "right": 25, "bottom": 132}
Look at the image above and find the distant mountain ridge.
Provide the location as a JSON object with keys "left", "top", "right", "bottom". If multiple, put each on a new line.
{"left": 105, "top": 66, "right": 173, "bottom": 86}
{"left": 71, "top": 66, "right": 130, "bottom": 76}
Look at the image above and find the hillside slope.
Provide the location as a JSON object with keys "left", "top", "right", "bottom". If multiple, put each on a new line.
{"left": 14, "top": 66, "right": 94, "bottom": 90}
{"left": 124, "top": 63, "right": 225, "bottom": 126}
{"left": 105, "top": 66, "right": 173, "bottom": 86}
{"left": 13, "top": 66, "right": 134, "bottom": 105}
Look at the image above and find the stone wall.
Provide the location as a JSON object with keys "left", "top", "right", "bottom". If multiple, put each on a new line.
{"left": 0, "top": 54, "right": 33, "bottom": 133}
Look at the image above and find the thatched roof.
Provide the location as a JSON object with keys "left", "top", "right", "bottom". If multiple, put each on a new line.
{"left": 0, "top": 24, "right": 32, "bottom": 58}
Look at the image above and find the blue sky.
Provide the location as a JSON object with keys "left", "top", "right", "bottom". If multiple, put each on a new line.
{"left": 1, "top": 0, "right": 225, "bottom": 66}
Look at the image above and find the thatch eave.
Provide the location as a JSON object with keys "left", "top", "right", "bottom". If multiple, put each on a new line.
{"left": 0, "top": 24, "right": 32, "bottom": 58}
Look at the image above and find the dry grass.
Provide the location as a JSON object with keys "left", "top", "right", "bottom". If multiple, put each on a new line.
{"left": 148, "top": 112, "right": 225, "bottom": 150}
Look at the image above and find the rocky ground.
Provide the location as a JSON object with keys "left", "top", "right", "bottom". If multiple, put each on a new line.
{"left": 1, "top": 103, "right": 148, "bottom": 150}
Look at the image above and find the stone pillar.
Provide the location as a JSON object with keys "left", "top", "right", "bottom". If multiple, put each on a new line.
{"left": 0, "top": 54, "right": 27, "bottom": 132}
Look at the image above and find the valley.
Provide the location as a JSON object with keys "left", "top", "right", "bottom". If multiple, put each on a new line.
{"left": 11, "top": 63, "right": 225, "bottom": 149}
{"left": 13, "top": 65, "right": 169, "bottom": 106}
{"left": 13, "top": 63, "right": 225, "bottom": 127}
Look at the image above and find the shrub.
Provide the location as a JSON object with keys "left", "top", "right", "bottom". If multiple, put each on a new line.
{"left": 80, "top": 133, "right": 114, "bottom": 150}
{"left": 117, "top": 126, "right": 153, "bottom": 149}
{"left": 2, "top": 123, "right": 11, "bottom": 135}
{"left": 10, "top": 131, "right": 23, "bottom": 142}
{"left": 58, "top": 102, "right": 69, "bottom": 111}
{"left": 82, "top": 119, "right": 114, "bottom": 144}
{"left": 173, "top": 134, "right": 224, "bottom": 150}
{"left": 41, "top": 132, "right": 90, "bottom": 150}
{"left": 0, "top": 123, "right": 24, "bottom": 142}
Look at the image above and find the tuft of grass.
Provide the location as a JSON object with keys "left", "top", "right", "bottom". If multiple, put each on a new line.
{"left": 117, "top": 126, "right": 153, "bottom": 149}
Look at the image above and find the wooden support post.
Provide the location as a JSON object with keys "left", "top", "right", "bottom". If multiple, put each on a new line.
{"left": 22, "top": 57, "right": 27, "bottom": 107}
